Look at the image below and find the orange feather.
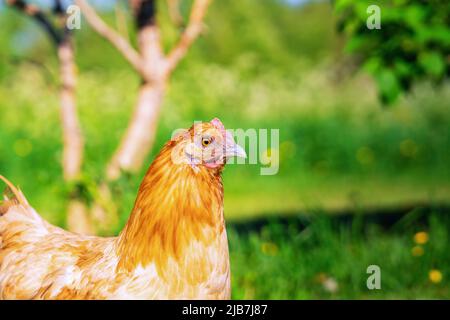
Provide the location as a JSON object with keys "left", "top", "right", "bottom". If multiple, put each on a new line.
{"left": 0, "top": 120, "right": 245, "bottom": 299}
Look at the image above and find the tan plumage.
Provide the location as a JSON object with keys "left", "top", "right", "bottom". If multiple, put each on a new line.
{"left": 0, "top": 118, "right": 246, "bottom": 299}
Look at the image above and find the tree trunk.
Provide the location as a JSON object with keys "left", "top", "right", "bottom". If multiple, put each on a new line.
{"left": 58, "top": 40, "right": 84, "bottom": 181}
{"left": 67, "top": 198, "right": 94, "bottom": 235}
{"left": 58, "top": 39, "right": 92, "bottom": 235}
{"left": 107, "top": 81, "right": 165, "bottom": 180}
{"left": 107, "top": 24, "right": 167, "bottom": 180}
{"left": 91, "top": 182, "right": 119, "bottom": 235}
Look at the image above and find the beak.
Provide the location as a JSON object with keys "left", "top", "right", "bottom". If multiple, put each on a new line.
{"left": 230, "top": 143, "right": 247, "bottom": 158}
{"left": 224, "top": 131, "right": 247, "bottom": 158}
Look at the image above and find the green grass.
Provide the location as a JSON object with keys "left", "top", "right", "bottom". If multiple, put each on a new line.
{"left": 229, "top": 211, "right": 449, "bottom": 299}
{"left": 1, "top": 67, "right": 449, "bottom": 227}
{"left": 224, "top": 171, "right": 450, "bottom": 220}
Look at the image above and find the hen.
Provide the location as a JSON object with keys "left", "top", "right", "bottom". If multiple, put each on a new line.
{"left": 0, "top": 118, "right": 246, "bottom": 299}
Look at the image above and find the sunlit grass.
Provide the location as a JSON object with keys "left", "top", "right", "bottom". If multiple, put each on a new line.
{"left": 229, "top": 212, "right": 450, "bottom": 299}
{"left": 224, "top": 172, "right": 450, "bottom": 220}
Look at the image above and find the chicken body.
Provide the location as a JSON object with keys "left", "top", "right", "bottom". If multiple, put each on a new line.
{"left": 0, "top": 119, "right": 244, "bottom": 299}
{"left": 0, "top": 204, "right": 230, "bottom": 299}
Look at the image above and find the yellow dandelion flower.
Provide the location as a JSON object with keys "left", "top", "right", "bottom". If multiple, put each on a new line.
{"left": 414, "top": 231, "right": 429, "bottom": 245}
{"left": 260, "top": 148, "right": 279, "bottom": 167}
{"left": 429, "top": 270, "right": 443, "bottom": 284}
{"left": 314, "top": 272, "right": 327, "bottom": 284}
{"left": 411, "top": 246, "right": 424, "bottom": 257}
{"left": 261, "top": 242, "right": 278, "bottom": 256}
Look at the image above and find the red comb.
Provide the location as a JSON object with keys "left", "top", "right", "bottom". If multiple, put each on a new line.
{"left": 210, "top": 118, "right": 225, "bottom": 133}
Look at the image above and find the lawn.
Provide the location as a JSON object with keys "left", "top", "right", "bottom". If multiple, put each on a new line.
{"left": 229, "top": 210, "right": 449, "bottom": 299}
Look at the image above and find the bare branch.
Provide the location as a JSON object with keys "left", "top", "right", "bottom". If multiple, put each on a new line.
{"left": 58, "top": 41, "right": 84, "bottom": 181}
{"left": 167, "top": 0, "right": 184, "bottom": 27}
{"left": 53, "top": 0, "right": 73, "bottom": 44}
{"left": 6, "top": 0, "right": 62, "bottom": 45}
{"left": 131, "top": 0, "right": 156, "bottom": 29}
{"left": 166, "top": 0, "right": 211, "bottom": 73}
{"left": 114, "top": 2, "right": 130, "bottom": 42}
{"left": 67, "top": 199, "right": 94, "bottom": 235}
{"left": 75, "top": 0, "right": 144, "bottom": 75}
{"left": 7, "top": 0, "right": 92, "bottom": 234}
{"left": 106, "top": 0, "right": 212, "bottom": 179}
{"left": 52, "top": 0, "right": 64, "bottom": 15}
{"left": 106, "top": 1, "right": 166, "bottom": 179}
{"left": 106, "top": 82, "right": 165, "bottom": 180}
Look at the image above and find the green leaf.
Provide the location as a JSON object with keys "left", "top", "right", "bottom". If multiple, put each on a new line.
{"left": 394, "top": 59, "right": 413, "bottom": 78}
{"left": 404, "top": 5, "right": 426, "bottom": 30}
{"left": 364, "top": 57, "right": 382, "bottom": 74}
{"left": 374, "top": 69, "right": 402, "bottom": 105}
{"left": 419, "top": 51, "right": 446, "bottom": 77}
{"left": 417, "top": 26, "right": 450, "bottom": 46}
{"left": 335, "top": 0, "right": 450, "bottom": 104}
{"left": 345, "top": 35, "right": 367, "bottom": 52}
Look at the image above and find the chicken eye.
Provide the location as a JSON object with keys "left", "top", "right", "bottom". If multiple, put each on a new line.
{"left": 201, "top": 137, "right": 213, "bottom": 147}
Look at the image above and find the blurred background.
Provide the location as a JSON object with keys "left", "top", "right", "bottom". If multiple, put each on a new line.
{"left": 0, "top": 0, "right": 449, "bottom": 298}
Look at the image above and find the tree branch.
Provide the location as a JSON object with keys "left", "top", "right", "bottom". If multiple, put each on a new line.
{"left": 106, "top": 1, "right": 166, "bottom": 179}
{"left": 114, "top": 2, "right": 130, "bottom": 42}
{"left": 6, "top": 0, "right": 62, "bottom": 45}
{"left": 167, "top": 0, "right": 184, "bottom": 28}
{"left": 53, "top": 0, "right": 73, "bottom": 44}
{"left": 53, "top": 0, "right": 64, "bottom": 15}
{"left": 8, "top": 0, "right": 92, "bottom": 234}
{"left": 166, "top": 0, "right": 211, "bottom": 73}
{"left": 58, "top": 40, "right": 84, "bottom": 181}
{"left": 131, "top": 0, "right": 157, "bottom": 29}
{"left": 75, "top": 0, "right": 144, "bottom": 75}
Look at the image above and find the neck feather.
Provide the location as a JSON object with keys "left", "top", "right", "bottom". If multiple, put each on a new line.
{"left": 116, "top": 141, "right": 224, "bottom": 273}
